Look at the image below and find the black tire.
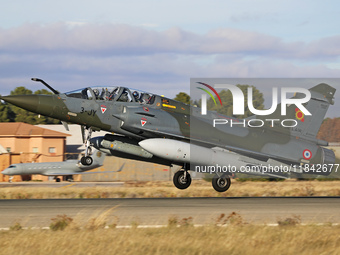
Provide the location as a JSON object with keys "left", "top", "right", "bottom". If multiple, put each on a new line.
{"left": 81, "top": 156, "right": 93, "bottom": 166}
{"left": 173, "top": 171, "right": 192, "bottom": 190}
{"left": 212, "top": 174, "right": 231, "bottom": 192}
{"left": 55, "top": 177, "right": 61, "bottom": 182}
{"left": 85, "top": 156, "right": 93, "bottom": 165}
{"left": 81, "top": 156, "right": 87, "bottom": 165}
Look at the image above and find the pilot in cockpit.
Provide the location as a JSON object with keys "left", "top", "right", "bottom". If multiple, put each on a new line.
{"left": 105, "top": 88, "right": 111, "bottom": 100}
{"left": 132, "top": 91, "right": 140, "bottom": 102}
{"left": 104, "top": 88, "right": 116, "bottom": 101}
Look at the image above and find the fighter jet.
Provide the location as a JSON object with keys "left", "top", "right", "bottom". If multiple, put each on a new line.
{"left": 0, "top": 78, "right": 336, "bottom": 192}
{"left": 2, "top": 149, "right": 111, "bottom": 182}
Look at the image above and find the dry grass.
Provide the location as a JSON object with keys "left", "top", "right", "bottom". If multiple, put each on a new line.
{"left": 1, "top": 180, "right": 338, "bottom": 254}
{"left": 1, "top": 179, "right": 340, "bottom": 199}
{"left": 0, "top": 223, "right": 339, "bottom": 255}
{"left": 1, "top": 210, "right": 339, "bottom": 254}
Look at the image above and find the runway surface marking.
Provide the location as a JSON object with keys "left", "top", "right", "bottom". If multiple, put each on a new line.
{"left": 61, "top": 183, "right": 76, "bottom": 188}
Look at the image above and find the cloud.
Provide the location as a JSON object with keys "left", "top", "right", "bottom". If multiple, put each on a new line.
{"left": 1, "top": 23, "right": 340, "bottom": 59}
{"left": 0, "top": 22, "right": 340, "bottom": 100}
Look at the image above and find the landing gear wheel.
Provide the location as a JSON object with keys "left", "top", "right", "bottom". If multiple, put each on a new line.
{"left": 212, "top": 174, "right": 231, "bottom": 192}
{"left": 55, "top": 177, "right": 61, "bottom": 182}
{"left": 81, "top": 156, "right": 86, "bottom": 165}
{"left": 81, "top": 126, "right": 94, "bottom": 165}
{"left": 173, "top": 171, "right": 192, "bottom": 190}
{"left": 81, "top": 156, "right": 93, "bottom": 166}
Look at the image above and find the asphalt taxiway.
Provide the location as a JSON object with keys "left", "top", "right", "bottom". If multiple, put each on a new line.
{"left": 0, "top": 197, "right": 339, "bottom": 228}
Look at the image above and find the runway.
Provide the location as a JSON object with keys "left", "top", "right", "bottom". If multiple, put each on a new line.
{"left": 0, "top": 182, "right": 124, "bottom": 188}
{"left": 0, "top": 197, "right": 339, "bottom": 228}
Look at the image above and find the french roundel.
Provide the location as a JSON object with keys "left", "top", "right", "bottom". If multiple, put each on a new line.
{"left": 303, "top": 149, "right": 312, "bottom": 160}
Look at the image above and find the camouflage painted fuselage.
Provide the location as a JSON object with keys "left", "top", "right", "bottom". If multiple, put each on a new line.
{"left": 1, "top": 83, "right": 336, "bottom": 175}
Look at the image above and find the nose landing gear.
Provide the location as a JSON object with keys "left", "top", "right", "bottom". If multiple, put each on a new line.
{"left": 81, "top": 155, "right": 93, "bottom": 166}
{"left": 80, "top": 126, "right": 94, "bottom": 166}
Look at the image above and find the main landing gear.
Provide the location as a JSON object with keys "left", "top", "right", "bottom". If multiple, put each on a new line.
{"left": 80, "top": 126, "right": 93, "bottom": 166}
{"left": 173, "top": 170, "right": 192, "bottom": 190}
{"left": 212, "top": 173, "right": 231, "bottom": 192}
{"left": 172, "top": 165, "right": 232, "bottom": 192}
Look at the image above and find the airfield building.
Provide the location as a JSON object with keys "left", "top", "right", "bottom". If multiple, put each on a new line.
{"left": 0, "top": 122, "right": 69, "bottom": 182}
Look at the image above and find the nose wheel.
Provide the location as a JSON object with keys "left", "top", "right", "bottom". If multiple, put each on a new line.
{"left": 81, "top": 156, "right": 93, "bottom": 166}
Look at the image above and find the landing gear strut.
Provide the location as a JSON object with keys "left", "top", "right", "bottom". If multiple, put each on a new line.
{"left": 80, "top": 126, "right": 93, "bottom": 166}
{"left": 212, "top": 173, "right": 231, "bottom": 192}
{"left": 173, "top": 164, "right": 191, "bottom": 190}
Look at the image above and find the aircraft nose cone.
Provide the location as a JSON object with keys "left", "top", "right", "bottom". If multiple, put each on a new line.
{"left": 1, "top": 95, "right": 39, "bottom": 112}
{"left": 2, "top": 169, "right": 10, "bottom": 175}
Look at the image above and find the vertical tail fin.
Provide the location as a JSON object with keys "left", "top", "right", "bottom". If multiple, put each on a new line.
{"left": 253, "top": 83, "right": 336, "bottom": 141}
{"left": 290, "top": 83, "right": 335, "bottom": 140}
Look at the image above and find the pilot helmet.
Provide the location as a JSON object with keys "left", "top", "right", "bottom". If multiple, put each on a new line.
{"left": 132, "top": 91, "right": 139, "bottom": 99}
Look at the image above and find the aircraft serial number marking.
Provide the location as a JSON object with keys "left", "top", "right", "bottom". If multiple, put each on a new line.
{"left": 296, "top": 164, "right": 339, "bottom": 173}
{"left": 80, "top": 107, "right": 97, "bottom": 117}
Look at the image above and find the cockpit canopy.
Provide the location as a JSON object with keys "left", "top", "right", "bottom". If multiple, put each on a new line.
{"left": 65, "top": 86, "right": 156, "bottom": 104}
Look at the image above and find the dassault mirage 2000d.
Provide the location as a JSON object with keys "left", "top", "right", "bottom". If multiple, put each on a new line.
{"left": 0, "top": 78, "right": 337, "bottom": 192}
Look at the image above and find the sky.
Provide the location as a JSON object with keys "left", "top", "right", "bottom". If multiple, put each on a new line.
{"left": 0, "top": 0, "right": 340, "bottom": 117}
